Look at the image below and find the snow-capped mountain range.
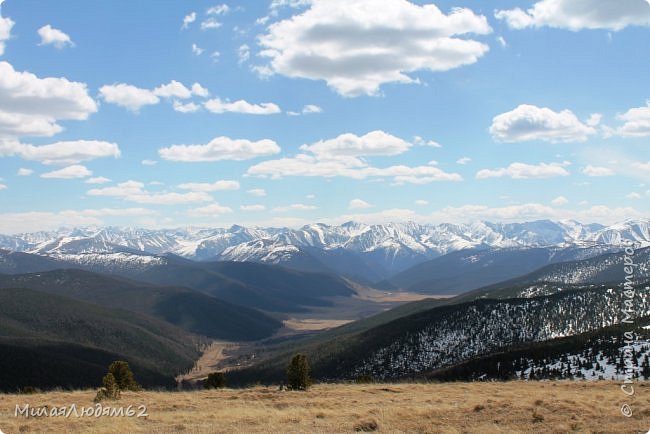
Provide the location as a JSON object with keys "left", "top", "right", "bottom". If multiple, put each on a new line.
{"left": 0, "top": 218, "right": 649, "bottom": 280}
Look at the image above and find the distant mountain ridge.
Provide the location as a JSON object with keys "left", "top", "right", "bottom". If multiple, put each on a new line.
{"left": 0, "top": 218, "right": 648, "bottom": 281}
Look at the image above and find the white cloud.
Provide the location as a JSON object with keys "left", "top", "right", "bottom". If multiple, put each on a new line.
{"left": 582, "top": 165, "right": 614, "bottom": 177}
{"left": 413, "top": 136, "right": 442, "bottom": 147}
{"left": 0, "top": 61, "right": 97, "bottom": 138}
{"left": 301, "top": 130, "right": 410, "bottom": 157}
{"left": 16, "top": 168, "right": 33, "bottom": 176}
{"left": 37, "top": 25, "right": 74, "bottom": 48}
{"left": 550, "top": 195, "right": 569, "bottom": 206}
{"left": 0, "top": 139, "right": 120, "bottom": 165}
{"left": 490, "top": 104, "right": 596, "bottom": 143}
{"left": 248, "top": 131, "right": 461, "bottom": 184}
{"left": 87, "top": 180, "right": 213, "bottom": 205}
{"left": 210, "top": 51, "right": 221, "bottom": 62}
{"left": 495, "top": 0, "right": 650, "bottom": 31}
{"left": 0, "top": 182, "right": 6, "bottom": 190}
{"left": 614, "top": 101, "right": 650, "bottom": 137}
{"left": 240, "top": 204, "right": 266, "bottom": 212}
{"left": 187, "top": 203, "right": 233, "bottom": 217}
{"left": 141, "top": 159, "right": 157, "bottom": 166}
{"left": 238, "top": 44, "right": 250, "bottom": 64}
{"left": 626, "top": 192, "right": 642, "bottom": 199}
{"left": 247, "top": 188, "right": 267, "bottom": 197}
{"left": 207, "top": 4, "right": 230, "bottom": 15}
{"left": 456, "top": 157, "right": 471, "bottom": 165}
{"left": 177, "top": 180, "right": 240, "bottom": 192}
{"left": 0, "top": 10, "right": 14, "bottom": 55}
{"left": 258, "top": 0, "right": 491, "bottom": 96}
{"left": 415, "top": 199, "right": 429, "bottom": 206}
{"left": 586, "top": 113, "right": 602, "bottom": 127}
{"left": 0, "top": 208, "right": 155, "bottom": 234}
{"left": 182, "top": 12, "right": 196, "bottom": 29}
{"left": 99, "top": 83, "right": 159, "bottom": 112}
{"left": 159, "top": 136, "right": 281, "bottom": 162}
{"left": 153, "top": 80, "right": 192, "bottom": 99}
{"left": 191, "top": 82, "right": 209, "bottom": 97}
{"left": 348, "top": 198, "right": 373, "bottom": 209}
{"left": 85, "top": 176, "right": 111, "bottom": 184}
{"left": 273, "top": 203, "right": 318, "bottom": 212}
{"left": 302, "top": 104, "right": 322, "bottom": 114}
{"left": 201, "top": 18, "right": 222, "bottom": 30}
{"left": 41, "top": 164, "right": 92, "bottom": 179}
{"left": 476, "top": 162, "right": 570, "bottom": 179}
{"left": 204, "top": 98, "right": 281, "bottom": 115}
{"left": 248, "top": 153, "right": 462, "bottom": 184}
{"left": 496, "top": 36, "right": 507, "bottom": 47}
{"left": 173, "top": 100, "right": 200, "bottom": 113}
{"left": 192, "top": 43, "right": 204, "bottom": 56}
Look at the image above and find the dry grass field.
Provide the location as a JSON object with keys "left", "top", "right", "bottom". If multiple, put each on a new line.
{"left": 0, "top": 381, "right": 648, "bottom": 433}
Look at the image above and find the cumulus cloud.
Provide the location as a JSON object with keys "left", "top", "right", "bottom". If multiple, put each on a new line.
{"left": 301, "top": 131, "right": 410, "bottom": 157}
{"left": 177, "top": 180, "right": 240, "bottom": 192}
{"left": 582, "top": 165, "right": 614, "bottom": 176}
{"left": 87, "top": 180, "right": 213, "bottom": 205}
{"left": 258, "top": 0, "right": 491, "bottom": 96}
{"left": 192, "top": 43, "right": 204, "bottom": 55}
{"left": 238, "top": 44, "right": 250, "bottom": 64}
{"left": 191, "top": 83, "right": 209, "bottom": 97}
{"left": 490, "top": 104, "right": 596, "bottom": 143}
{"left": 201, "top": 18, "right": 222, "bottom": 30}
{"left": 415, "top": 199, "right": 429, "bottom": 206}
{"left": 204, "top": 98, "right": 281, "bottom": 115}
{"left": 153, "top": 80, "right": 192, "bottom": 99}
{"left": 495, "top": 0, "right": 650, "bottom": 31}
{"left": 37, "top": 25, "right": 74, "bottom": 48}
{"left": 85, "top": 176, "right": 111, "bottom": 184}
{"left": 348, "top": 199, "right": 373, "bottom": 209}
{"left": 182, "top": 12, "right": 196, "bottom": 29}
{"left": 172, "top": 101, "right": 200, "bottom": 113}
{"left": 0, "top": 9, "right": 14, "bottom": 55}
{"left": 41, "top": 164, "right": 92, "bottom": 179}
{"left": 476, "top": 162, "right": 570, "bottom": 179}
{"left": 99, "top": 83, "right": 159, "bottom": 112}
{"left": 302, "top": 104, "right": 322, "bottom": 114}
{"left": 550, "top": 195, "right": 569, "bottom": 206}
{"left": 247, "top": 188, "right": 266, "bottom": 197}
{"left": 159, "top": 136, "right": 281, "bottom": 162}
{"left": 0, "top": 139, "right": 120, "bottom": 165}
{"left": 273, "top": 203, "right": 318, "bottom": 212}
{"left": 613, "top": 101, "right": 650, "bottom": 137}
{"left": 17, "top": 168, "right": 33, "bottom": 176}
{"left": 187, "top": 203, "right": 233, "bottom": 217}
{"left": 240, "top": 204, "right": 266, "bottom": 212}
{"left": 0, "top": 61, "right": 97, "bottom": 138}
{"left": 247, "top": 131, "right": 462, "bottom": 184}
{"left": 207, "top": 4, "right": 230, "bottom": 15}
{"left": 456, "top": 157, "right": 471, "bottom": 165}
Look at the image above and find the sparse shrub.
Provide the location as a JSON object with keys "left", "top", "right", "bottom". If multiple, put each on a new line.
{"left": 354, "top": 418, "right": 379, "bottom": 432}
{"left": 473, "top": 404, "right": 485, "bottom": 412}
{"left": 355, "top": 374, "right": 375, "bottom": 384}
{"left": 94, "top": 372, "right": 120, "bottom": 402}
{"left": 108, "top": 360, "right": 141, "bottom": 391}
{"left": 532, "top": 409, "right": 544, "bottom": 423}
{"left": 204, "top": 372, "right": 226, "bottom": 389}
{"left": 286, "top": 353, "right": 311, "bottom": 390}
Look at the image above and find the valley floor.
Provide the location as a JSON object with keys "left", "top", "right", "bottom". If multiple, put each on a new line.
{"left": 1, "top": 381, "right": 648, "bottom": 433}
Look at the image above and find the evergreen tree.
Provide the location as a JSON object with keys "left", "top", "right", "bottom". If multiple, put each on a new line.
{"left": 287, "top": 354, "right": 311, "bottom": 390}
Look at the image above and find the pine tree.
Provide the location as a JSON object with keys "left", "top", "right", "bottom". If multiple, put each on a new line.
{"left": 287, "top": 354, "right": 311, "bottom": 390}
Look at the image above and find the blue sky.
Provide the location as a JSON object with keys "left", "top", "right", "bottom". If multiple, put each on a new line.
{"left": 0, "top": 0, "right": 649, "bottom": 233}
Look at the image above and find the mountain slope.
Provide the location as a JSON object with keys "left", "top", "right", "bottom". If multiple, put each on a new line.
{"left": 0, "top": 286, "right": 202, "bottom": 391}
{"left": 226, "top": 282, "right": 649, "bottom": 384}
{"left": 0, "top": 269, "right": 281, "bottom": 340}
{"left": 380, "top": 245, "right": 619, "bottom": 295}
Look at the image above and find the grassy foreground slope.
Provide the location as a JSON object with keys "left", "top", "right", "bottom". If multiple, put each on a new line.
{"left": 0, "top": 382, "right": 647, "bottom": 433}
